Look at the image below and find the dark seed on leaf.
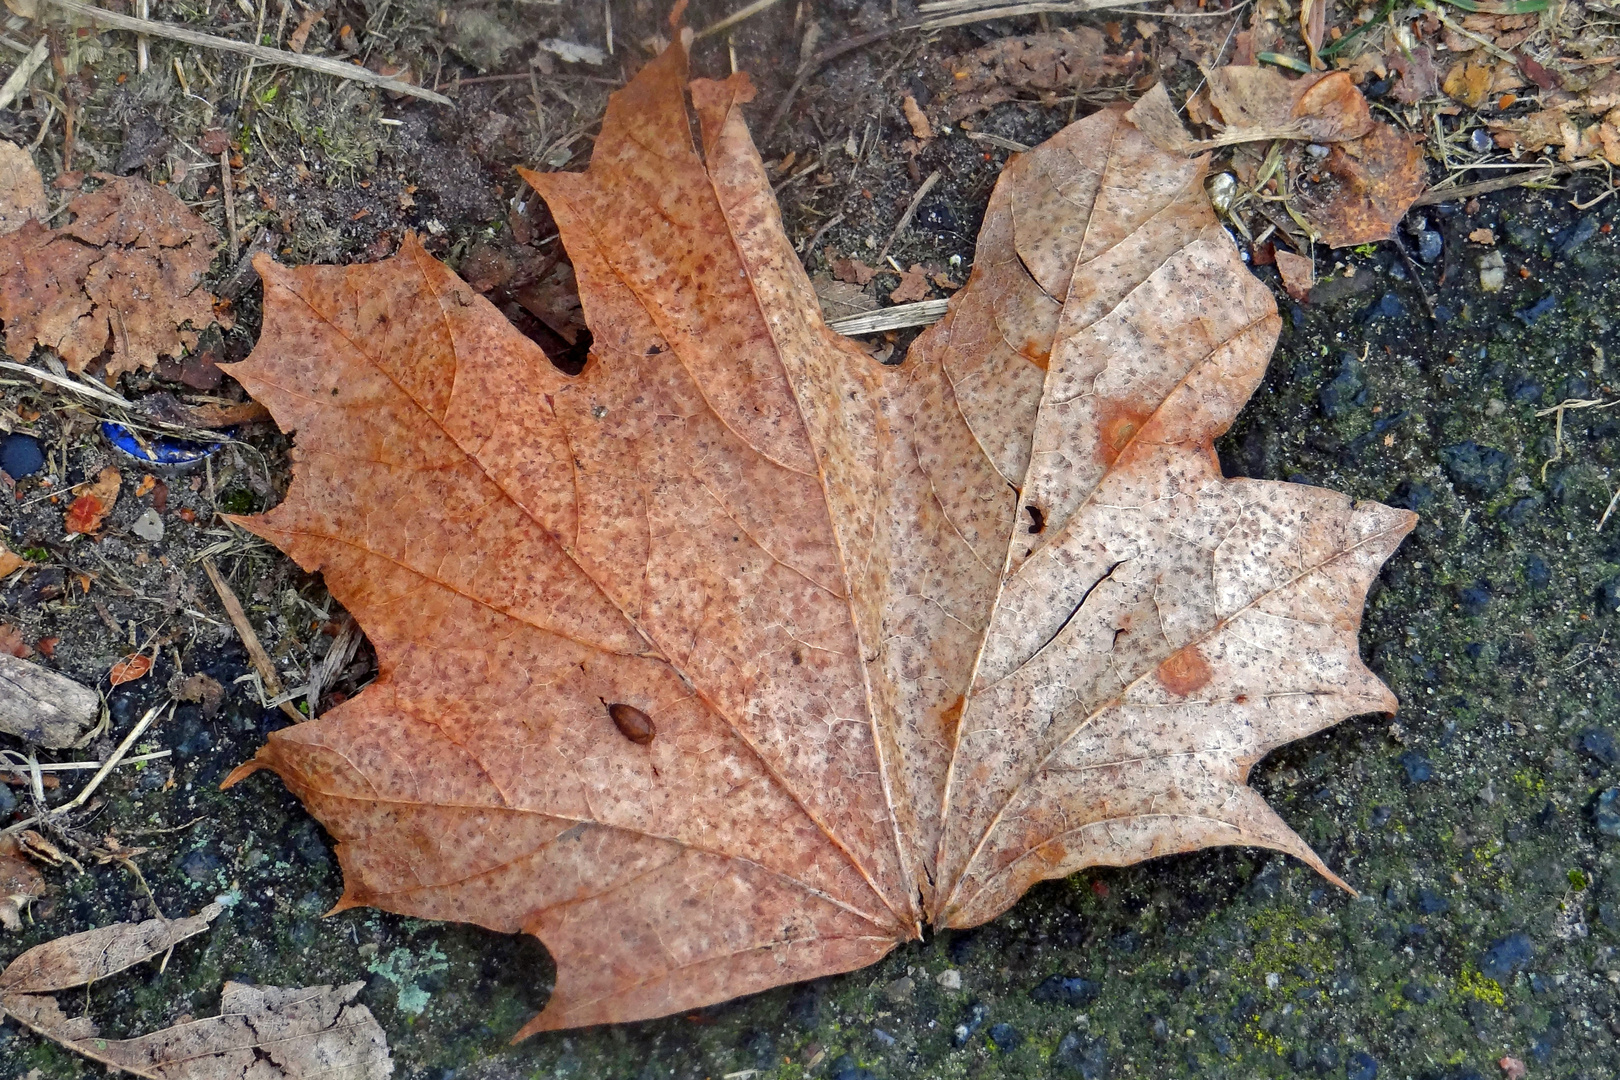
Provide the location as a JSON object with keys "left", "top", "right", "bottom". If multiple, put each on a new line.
{"left": 607, "top": 702, "right": 656, "bottom": 745}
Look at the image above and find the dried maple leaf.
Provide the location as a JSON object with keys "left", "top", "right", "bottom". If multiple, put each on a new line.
{"left": 0, "top": 177, "right": 222, "bottom": 379}
{"left": 222, "top": 35, "right": 1414, "bottom": 1034}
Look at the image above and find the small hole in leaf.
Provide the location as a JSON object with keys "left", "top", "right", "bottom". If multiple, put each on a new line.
{"left": 1025, "top": 505, "right": 1045, "bottom": 534}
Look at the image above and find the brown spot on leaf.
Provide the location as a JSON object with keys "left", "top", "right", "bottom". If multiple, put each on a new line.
{"left": 1157, "top": 646, "right": 1213, "bottom": 696}
{"left": 1097, "top": 400, "right": 1151, "bottom": 464}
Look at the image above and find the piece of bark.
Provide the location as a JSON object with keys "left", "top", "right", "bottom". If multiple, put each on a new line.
{"left": 0, "top": 652, "right": 100, "bottom": 748}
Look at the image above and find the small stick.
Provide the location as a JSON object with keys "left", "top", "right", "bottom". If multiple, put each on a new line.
{"left": 0, "top": 36, "right": 48, "bottom": 111}
{"left": 51, "top": 702, "right": 167, "bottom": 816}
{"left": 220, "top": 147, "right": 238, "bottom": 258}
{"left": 0, "top": 750, "right": 170, "bottom": 772}
{"left": 32, "top": 0, "right": 450, "bottom": 104}
{"left": 203, "top": 557, "right": 303, "bottom": 722}
{"left": 696, "top": 0, "right": 789, "bottom": 39}
{"left": 136, "top": 0, "right": 148, "bottom": 73}
{"left": 828, "top": 297, "right": 949, "bottom": 335}
{"left": 799, "top": 210, "right": 843, "bottom": 259}
{"left": 1412, "top": 160, "right": 1604, "bottom": 207}
{"left": 876, "top": 168, "right": 941, "bottom": 265}
{"left": 238, "top": 0, "right": 267, "bottom": 101}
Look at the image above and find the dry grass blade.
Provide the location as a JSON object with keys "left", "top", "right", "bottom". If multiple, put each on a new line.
{"left": 202, "top": 559, "right": 303, "bottom": 723}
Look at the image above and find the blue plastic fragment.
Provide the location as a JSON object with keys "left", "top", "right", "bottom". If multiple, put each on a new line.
{"left": 100, "top": 421, "right": 221, "bottom": 465}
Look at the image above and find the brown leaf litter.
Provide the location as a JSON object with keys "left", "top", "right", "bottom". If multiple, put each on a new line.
{"left": 219, "top": 31, "right": 1414, "bottom": 1033}
{"left": 941, "top": 26, "right": 1143, "bottom": 120}
{"left": 0, "top": 902, "right": 392, "bottom": 1077}
{"left": 0, "top": 176, "right": 224, "bottom": 380}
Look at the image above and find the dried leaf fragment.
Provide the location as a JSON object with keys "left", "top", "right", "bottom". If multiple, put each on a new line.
{"left": 0, "top": 177, "right": 221, "bottom": 378}
{"left": 64, "top": 464, "right": 120, "bottom": 534}
{"left": 0, "top": 839, "right": 44, "bottom": 932}
{"left": 902, "top": 94, "right": 933, "bottom": 141}
{"left": 0, "top": 140, "right": 46, "bottom": 236}
{"left": 1296, "top": 123, "right": 1428, "bottom": 248}
{"left": 0, "top": 902, "right": 221, "bottom": 991}
{"left": 942, "top": 27, "right": 1141, "bottom": 119}
{"left": 0, "top": 541, "right": 24, "bottom": 578}
{"left": 222, "top": 33, "right": 1415, "bottom": 1034}
{"left": 1204, "top": 68, "right": 1372, "bottom": 145}
{"left": 108, "top": 653, "right": 153, "bottom": 686}
{"left": 1275, "top": 249, "right": 1316, "bottom": 301}
{"left": 2, "top": 980, "right": 391, "bottom": 1079}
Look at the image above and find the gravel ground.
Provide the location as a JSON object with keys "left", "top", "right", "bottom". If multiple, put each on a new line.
{"left": 0, "top": 2, "right": 1616, "bottom": 1078}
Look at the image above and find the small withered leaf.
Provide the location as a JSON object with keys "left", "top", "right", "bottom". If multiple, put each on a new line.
{"left": 607, "top": 702, "right": 656, "bottom": 745}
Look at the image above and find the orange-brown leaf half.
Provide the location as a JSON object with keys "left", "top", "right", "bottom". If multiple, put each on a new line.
{"left": 222, "top": 36, "right": 1416, "bottom": 1034}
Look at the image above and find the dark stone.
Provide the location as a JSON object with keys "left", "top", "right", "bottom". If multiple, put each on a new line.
{"left": 1507, "top": 374, "right": 1544, "bottom": 404}
{"left": 1371, "top": 805, "right": 1393, "bottom": 827}
{"left": 1514, "top": 294, "right": 1558, "bottom": 324}
{"left": 1319, "top": 353, "right": 1366, "bottom": 418}
{"left": 0, "top": 786, "right": 14, "bottom": 815}
{"left": 1594, "top": 788, "right": 1620, "bottom": 837}
{"left": 1556, "top": 214, "right": 1599, "bottom": 255}
{"left": 1417, "top": 888, "right": 1450, "bottom": 914}
{"left": 952, "top": 1002, "right": 988, "bottom": 1047}
{"left": 1389, "top": 480, "right": 1435, "bottom": 511}
{"left": 1363, "top": 292, "right": 1405, "bottom": 324}
{"left": 178, "top": 846, "right": 219, "bottom": 882}
{"left": 1599, "top": 576, "right": 1620, "bottom": 615}
{"left": 1031, "top": 974, "right": 1099, "bottom": 1006}
{"left": 1526, "top": 553, "right": 1552, "bottom": 590}
{"left": 1347, "top": 1051, "right": 1379, "bottom": 1080}
{"left": 1479, "top": 932, "right": 1534, "bottom": 981}
{"left": 0, "top": 434, "right": 44, "bottom": 479}
{"left": 1054, "top": 1030, "right": 1109, "bottom": 1077}
{"left": 1600, "top": 902, "right": 1620, "bottom": 930}
{"left": 1415, "top": 230, "right": 1442, "bottom": 263}
{"left": 1400, "top": 752, "right": 1434, "bottom": 783}
{"left": 987, "top": 1022, "right": 1021, "bottom": 1051}
{"left": 1441, "top": 442, "right": 1513, "bottom": 498}
{"left": 1582, "top": 729, "right": 1620, "bottom": 766}
{"left": 174, "top": 720, "right": 214, "bottom": 760}
{"left": 1456, "top": 583, "right": 1491, "bottom": 616}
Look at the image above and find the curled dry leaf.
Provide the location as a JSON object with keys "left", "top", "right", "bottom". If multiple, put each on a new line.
{"left": 64, "top": 464, "right": 121, "bottom": 535}
{"left": 942, "top": 27, "right": 1142, "bottom": 120}
{"left": 2, "top": 981, "right": 391, "bottom": 1080}
{"left": 1295, "top": 123, "right": 1429, "bottom": 248}
{"left": 0, "top": 902, "right": 221, "bottom": 992}
{"left": 0, "top": 651, "right": 101, "bottom": 747}
{"left": 0, "top": 177, "right": 222, "bottom": 379}
{"left": 0, "top": 541, "right": 24, "bottom": 579}
{"left": 221, "top": 36, "right": 1414, "bottom": 1033}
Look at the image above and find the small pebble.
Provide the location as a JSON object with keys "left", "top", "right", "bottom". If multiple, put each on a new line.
{"left": 1479, "top": 932, "right": 1534, "bottom": 981}
{"left": 1306, "top": 143, "right": 1330, "bottom": 159}
{"left": 1400, "top": 751, "right": 1434, "bottom": 783}
{"left": 1479, "top": 251, "right": 1506, "bottom": 292}
{"left": 1441, "top": 441, "right": 1513, "bottom": 498}
{"left": 1415, "top": 230, "right": 1442, "bottom": 263}
{"left": 1581, "top": 728, "right": 1619, "bottom": 766}
{"left": 1594, "top": 787, "right": 1620, "bottom": 837}
{"left": 1469, "top": 127, "right": 1493, "bottom": 153}
{"left": 987, "top": 1022, "right": 1021, "bottom": 1051}
{"left": 0, "top": 433, "right": 43, "bottom": 479}
{"left": 131, "top": 508, "right": 165, "bottom": 542}
{"left": 936, "top": 968, "right": 961, "bottom": 990}
{"left": 1348, "top": 1051, "right": 1379, "bottom": 1080}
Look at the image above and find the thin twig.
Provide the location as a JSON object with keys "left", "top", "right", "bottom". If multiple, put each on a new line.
{"left": 876, "top": 169, "right": 941, "bottom": 266}
{"left": 696, "top": 0, "right": 789, "bottom": 40}
{"left": 220, "top": 148, "right": 238, "bottom": 258}
{"left": 51, "top": 702, "right": 168, "bottom": 816}
{"left": 33, "top": 0, "right": 450, "bottom": 104}
{"left": 1412, "top": 160, "right": 1604, "bottom": 206}
{"left": 203, "top": 557, "right": 304, "bottom": 722}
{"left": 799, "top": 211, "right": 843, "bottom": 260}
{"left": 0, "top": 750, "right": 170, "bottom": 772}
